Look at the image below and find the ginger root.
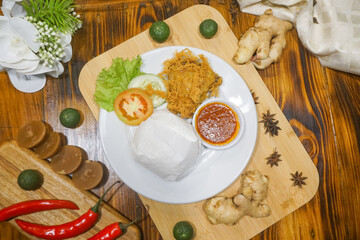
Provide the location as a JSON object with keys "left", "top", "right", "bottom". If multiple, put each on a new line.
{"left": 203, "top": 170, "right": 271, "bottom": 225}
{"left": 233, "top": 9, "right": 293, "bottom": 69}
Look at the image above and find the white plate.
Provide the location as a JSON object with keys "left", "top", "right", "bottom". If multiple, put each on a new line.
{"left": 99, "top": 46, "right": 257, "bottom": 204}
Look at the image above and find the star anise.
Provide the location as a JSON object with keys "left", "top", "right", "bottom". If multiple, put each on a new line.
{"left": 290, "top": 171, "right": 308, "bottom": 188}
{"left": 228, "top": 7, "right": 238, "bottom": 14}
{"left": 259, "top": 110, "right": 281, "bottom": 137}
{"left": 266, "top": 149, "right": 282, "bottom": 167}
{"left": 251, "top": 90, "right": 259, "bottom": 104}
{"left": 228, "top": 6, "right": 239, "bottom": 23}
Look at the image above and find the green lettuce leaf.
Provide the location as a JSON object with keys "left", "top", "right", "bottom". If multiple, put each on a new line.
{"left": 94, "top": 56, "right": 142, "bottom": 111}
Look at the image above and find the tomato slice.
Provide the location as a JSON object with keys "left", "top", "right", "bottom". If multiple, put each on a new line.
{"left": 114, "top": 88, "right": 153, "bottom": 126}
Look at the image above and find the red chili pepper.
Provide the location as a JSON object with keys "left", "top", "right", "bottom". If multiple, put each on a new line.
{"left": 0, "top": 199, "right": 79, "bottom": 222}
{"left": 88, "top": 215, "right": 140, "bottom": 240}
{"left": 15, "top": 181, "right": 120, "bottom": 240}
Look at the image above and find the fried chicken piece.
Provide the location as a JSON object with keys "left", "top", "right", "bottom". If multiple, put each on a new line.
{"left": 160, "top": 49, "right": 222, "bottom": 118}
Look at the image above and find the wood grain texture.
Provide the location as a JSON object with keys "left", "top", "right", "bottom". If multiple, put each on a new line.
{"left": 1, "top": 0, "right": 360, "bottom": 240}
{"left": 78, "top": 5, "right": 319, "bottom": 240}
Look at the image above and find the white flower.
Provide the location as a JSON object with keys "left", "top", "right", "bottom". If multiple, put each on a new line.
{"left": 0, "top": 0, "right": 73, "bottom": 78}
{"left": 0, "top": 15, "right": 41, "bottom": 73}
{"left": 57, "top": 32, "right": 73, "bottom": 63}
{"left": 1, "top": 0, "right": 26, "bottom": 18}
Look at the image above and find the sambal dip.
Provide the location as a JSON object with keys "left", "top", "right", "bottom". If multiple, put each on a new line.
{"left": 195, "top": 101, "right": 240, "bottom": 147}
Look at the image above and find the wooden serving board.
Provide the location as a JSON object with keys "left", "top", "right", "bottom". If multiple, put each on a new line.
{"left": 79, "top": 5, "right": 319, "bottom": 240}
{"left": 0, "top": 140, "right": 141, "bottom": 240}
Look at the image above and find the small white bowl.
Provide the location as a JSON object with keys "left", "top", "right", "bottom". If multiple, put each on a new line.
{"left": 192, "top": 98, "right": 245, "bottom": 150}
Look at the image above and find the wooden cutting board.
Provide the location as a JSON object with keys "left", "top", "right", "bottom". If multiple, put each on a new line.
{"left": 78, "top": 5, "right": 319, "bottom": 240}
{"left": 0, "top": 140, "right": 141, "bottom": 240}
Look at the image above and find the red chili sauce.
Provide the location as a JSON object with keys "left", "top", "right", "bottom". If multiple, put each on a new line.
{"left": 195, "top": 102, "right": 240, "bottom": 146}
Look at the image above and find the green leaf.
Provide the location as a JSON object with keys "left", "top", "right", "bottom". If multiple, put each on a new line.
{"left": 94, "top": 57, "right": 143, "bottom": 112}
{"left": 21, "top": 0, "right": 82, "bottom": 35}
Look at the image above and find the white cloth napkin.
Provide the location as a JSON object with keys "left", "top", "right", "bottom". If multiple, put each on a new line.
{"left": 237, "top": 0, "right": 360, "bottom": 75}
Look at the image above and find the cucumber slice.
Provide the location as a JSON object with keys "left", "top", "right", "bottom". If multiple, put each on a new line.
{"left": 128, "top": 74, "right": 166, "bottom": 107}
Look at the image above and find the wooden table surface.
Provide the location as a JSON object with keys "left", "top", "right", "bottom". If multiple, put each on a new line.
{"left": 1, "top": 1, "right": 359, "bottom": 239}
